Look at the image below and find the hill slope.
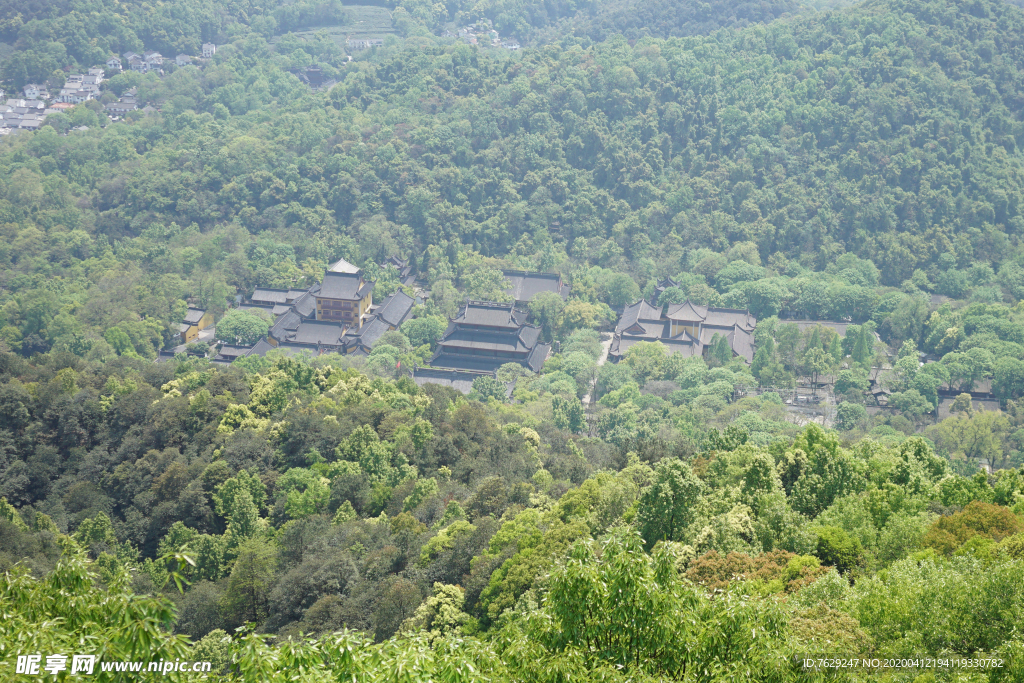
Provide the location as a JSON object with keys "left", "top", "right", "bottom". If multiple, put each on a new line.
{"left": 2, "top": 0, "right": 1024, "bottom": 356}
{"left": 328, "top": 0, "right": 1024, "bottom": 284}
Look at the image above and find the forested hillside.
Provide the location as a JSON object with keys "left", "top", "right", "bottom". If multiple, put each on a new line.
{"left": 0, "top": 0, "right": 346, "bottom": 77}
{"left": 4, "top": 0, "right": 1024, "bottom": 360}
{"left": 4, "top": 0, "right": 1024, "bottom": 680}
{"left": 540, "top": 0, "right": 813, "bottom": 43}
{"left": 2, "top": 353, "right": 1024, "bottom": 681}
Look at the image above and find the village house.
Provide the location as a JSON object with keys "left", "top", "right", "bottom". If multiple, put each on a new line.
{"left": 175, "top": 54, "right": 191, "bottom": 67}
{"left": 346, "top": 38, "right": 384, "bottom": 50}
{"left": 74, "top": 71, "right": 103, "bottom": 93}
{"left": 17, "top": 117, "right": 44, "bottom": 130}
{"left": 1, "top": 98, "right": 49, "bottom": 131}
{"left": 105, "top": 93, "right": 139, "bottom": 115}
{"left": 107, "top": 56, "right": 123, "bottom": 71}
{"left": 5, "top": 98, "right": 45, "bottom": 110}
{"left": 202, "top": 43, "right": 217, "bottom": 59}
{"left": 144, "top": 51, "right": 163, "bottom": 66}
{"left": 179, "top": 307, "right": 213, "bottom": 344}
{"left": 57, "top": 86, "right": 96, "bottom": 104}
{"left": 429, "top": 300, "right": 550, "bottom": 373}
{"left": 0, "top": 110, "right": 45, "bottom": 131}
{"left": 22, "top": 84, "right": 47, "bottom": 100}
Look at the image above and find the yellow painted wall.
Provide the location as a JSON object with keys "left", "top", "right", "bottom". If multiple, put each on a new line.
{"left": 317, "top": 294, "right": 372, "bottom": 325}
{"left": 670, "top": 322, "right": 699, "bottom": 338}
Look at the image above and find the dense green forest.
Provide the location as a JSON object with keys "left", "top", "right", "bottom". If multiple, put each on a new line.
{"left": 4, "top": 0, "right": 1024, "bottom": 361}
{"left": 2, "top": 354, "right": 1024, "bottom": 681}
{"left": 4, "top": 0, "right": 1024, "bottom": 679}
{"left": 537, "top": 0, "right": 814, "bottom": 44}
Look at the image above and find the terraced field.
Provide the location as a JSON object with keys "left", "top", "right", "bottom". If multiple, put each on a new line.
{"left": 272, "top": 5, "right": 395, "bottom": 49}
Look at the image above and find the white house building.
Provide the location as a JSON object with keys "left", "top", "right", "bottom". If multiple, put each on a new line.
{"left": 22, "top": 84, "right": 46, "bottom": 100}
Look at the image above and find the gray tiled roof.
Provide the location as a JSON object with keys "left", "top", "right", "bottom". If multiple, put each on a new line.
{"left": 292, "top": 290, "right": 317, "bottom": 319}
{"left": 618, "top": 319, "right": 671, "bottom": 338}
{"left": 382, "top": 256, "right": 412, "bottom": 279}
{"left": 698, "top": 325, "right": 755, "bottom": 362}
{"left": 437, "top": 327, "right": 533, "bottom": 354}
{"left": 183, "top": 308, "right": 206, "bottom": 325}
{"left": 412, "top": 367, "right": 513, "bottom": 397}
{"left": 615, "top": 300, "right": 662, "bottom": 334}
{"left": 430, "top": 300, "right": 548, "bottom": 373}
{"left": 279, "top": 321, "right": 346, "bottom": 346}
{"left": 250, "top": 287, "right": 311, "bottom": 306}
{"left": 346, "top": 316, "right": 390, "bottom": 349}
{"left": 215, "top": 344, "right": 252, "bottom": 359}
{"left": 268, "top": 309, "right": 303, "bottom": 341}
{"left": 656, "top": 276, "right": 679, "bottom": 289}
{"left": 319, "top": 272, "right": 373, "bottom": 300}
{"left": 245, "top": 339, "right": 312, "bottom": 359}
{"left": 664, "top": 300, "right": 708, "bottom": 322}
{"left": 373, "top": 290, "right": 414, "bottom": 327}
{"left": 665, "top": 302, "right": 755, "bottom": 331}
{"left": 610, "top": 335, "right": 703, "bottom": 359}
{"left": 454, "top": 301, "right": 525, "bottom": 328}
{"left": 251, "top": 288, "right": 291, "bottom": 305}
{"left": 236, "top": 303, "right": 273, "bottom": 316}
{"left": 703, "top": 308, "right": 756, "bottom": 331}
{"left": 430, "top": 341, "right": 550, "bottom": 373}
{"left": 328, "top": 257, "right": 360, "bottom": 274}
{"left": 523, "top": 343, "right": 551, "bottom": 372}
{"left": 728, "top": 326, "right": 755, "bottom": 362}
{"left": 503, "top": 270, "right": 569, "bottom": 303}
{"left": 612, "top": 298, "right": 757, "bottom": 362}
